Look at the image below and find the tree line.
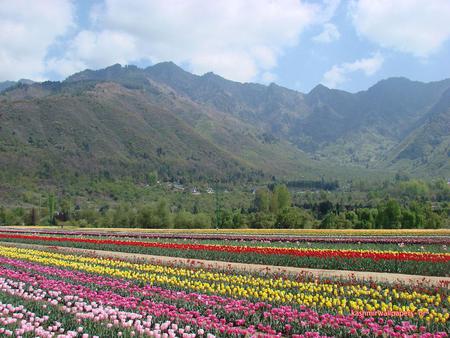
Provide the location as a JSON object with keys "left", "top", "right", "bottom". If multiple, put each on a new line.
{"left": 1, "top": 180, "right": 448, "bottom": 229}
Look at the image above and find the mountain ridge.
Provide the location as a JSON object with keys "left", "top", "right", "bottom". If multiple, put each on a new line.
{"left": 1, "top": 62, "right": 449, "bottom": 187}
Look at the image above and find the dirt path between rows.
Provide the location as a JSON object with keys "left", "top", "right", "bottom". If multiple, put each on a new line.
{"left": 2, "top": 241, "right": 449, "bottom": 287}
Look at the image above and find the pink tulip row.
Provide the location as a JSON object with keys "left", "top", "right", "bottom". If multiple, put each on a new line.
{"left": 0, "top": 277, "right": 210, "bottom": 338}
{"left": 0, "top": 264, "right": 262, "bottom": 337}
{"left": 0, "top": 271, "right": 334, "bottom": 338}
{"left": 0, "top": 301, "right": 84, "bottom": 338}
{"left": 0, "top": 256, "right": 447, "bottom": 337}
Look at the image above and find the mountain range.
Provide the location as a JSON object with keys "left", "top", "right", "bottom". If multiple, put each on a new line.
{"left": 0, "top": 62, "right": 449, "bottom": 186}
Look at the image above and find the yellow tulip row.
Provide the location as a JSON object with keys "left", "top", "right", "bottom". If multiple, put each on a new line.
{"left": 0, "top": 245, "right": 447, "bottom": 323}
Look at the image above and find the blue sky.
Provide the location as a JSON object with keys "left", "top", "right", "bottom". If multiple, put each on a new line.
{"left": 1, "top": 0, "right": 450, "bottom": 93}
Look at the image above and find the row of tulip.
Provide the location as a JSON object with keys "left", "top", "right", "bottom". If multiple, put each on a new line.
{"left": 0, "top": 274, "right": 206, "bottom": 338}
{"left": 14, "top": 227, "right": 447, "bottom": 236}
{"left": 0, "top": 233, "right": 448, "bottom": 276}
{"left": 0, "top": 245, "right": 448, "bottom": 337}
{"left": 0, "top": 246, "right": 448, "bottom": 319}
{"left": 1, "top": 229, "right": 449, "bottom": 244}
{"left": 4, "top": 230, "right": 448, "bottom": 256}
{"left": 2, "top": 233, "right": 449, "bottom": 261}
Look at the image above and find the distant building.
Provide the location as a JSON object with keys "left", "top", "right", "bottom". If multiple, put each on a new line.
{"left": 173, "top": 183, "right": 185, "bottom": 191}
{"left": 191, "top": 187, "right": 201, "bottom": 195}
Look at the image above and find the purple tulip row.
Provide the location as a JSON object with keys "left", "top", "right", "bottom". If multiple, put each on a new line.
{"left": 0, "top": 255, "right": 447, "bottom": 337}
{"left": 1, "top": 229, "right": 449, "bottom": 244}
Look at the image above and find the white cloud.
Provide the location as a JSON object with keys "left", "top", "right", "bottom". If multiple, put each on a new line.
{"left": 350, "top": 0, "right": 450, "bottom": 57}
{"left": 312, "top": 23, "right": 341, "bottom": 43}
{"left": 261, "top": 72, "right": 277, "bottom": 84}
{"left": 49, "top": 0, "right": 339, "bottom": 82}
{"left": 0, "top": 0, "right": 74, "bottom": 81}
{"left": 322, "top": 52, "right": 384, "bottom": 88}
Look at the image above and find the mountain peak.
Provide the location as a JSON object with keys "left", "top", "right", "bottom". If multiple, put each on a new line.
{"left": 201, "top": 71, "right": 227, "bottom": 82}
{"left": 148, "top": 61, "right": 186, "bottom": 73}
{"left": 18, "top": 79, "right": 35, "bottom": 85}
{"left": 308, "top": 84, "right": 330, "bottom": 95}
{"left": 202, "top": 71, "right": 216, "bottom": 77}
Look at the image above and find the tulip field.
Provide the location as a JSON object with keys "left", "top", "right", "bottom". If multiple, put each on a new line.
{"left": 0, "top": 229, "right": 448, "bottom": 276}
{"left": 0, "top": 229, "right": 449, "bottom": 337}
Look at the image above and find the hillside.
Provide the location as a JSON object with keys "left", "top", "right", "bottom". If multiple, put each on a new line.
{"left": 387, "top": 88, "right": 450, "bottom": 175}
{"left": 0, "top": 68, "right": 342, "bottom": 191}
{"left": 0, "top": 63, "right": 449, "bottom": 195}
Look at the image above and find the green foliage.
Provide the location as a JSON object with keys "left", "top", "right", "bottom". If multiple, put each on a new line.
{"left": 376, "top": 199, "right": 402, "bottom": 229}
{"left": 146, "top": 170, "right": 158, "bottom": 185}
{"left": 432, "top": 179, "right": 450, "bottom": 201}
{"left": 275, "top": 207, "right": 314, "bottom": 229}
{"left": 248, "top": 212, "right": 276, "bottom": 229}
{"left": 174, "top": 211, "right": 211, "bottom": 229}
{"left": 256, "top": 184, "right": 292, "bottom": 214}
{"left": 397, "top": 180, "right": 430, "bottom": 200}
{"left": 354, "top": 209, "right": 377, "bottom": 229}
{"left": 320, "top": 213, "right": 352, "bottom": 229}
{"left": 0, "top": 176, "right": 447, "bottom": 229}
{"left": 275, "top": 185, "right": 292, "bottom": 210}
{"left": 135, "top": 199, "right": 172, "bottom": 229}
{"left": 47, "top": 194, "right": 56, "bottom": 225}
{"left": 110, "top": 204, "right": 137, "bottom": 228}
{"left": 254, "top": 189, "right": 270, "bottom": 213}
{"left": 0, "top": 206, "right": 5, "bottom": 225}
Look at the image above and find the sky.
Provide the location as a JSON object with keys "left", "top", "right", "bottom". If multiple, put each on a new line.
{"left": 1, "top": 0, "right": 450, "bottom": 93}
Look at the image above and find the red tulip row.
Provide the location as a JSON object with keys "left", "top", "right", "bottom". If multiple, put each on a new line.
{"left": 0, "top": 233, "right": 448, "bottom": 263}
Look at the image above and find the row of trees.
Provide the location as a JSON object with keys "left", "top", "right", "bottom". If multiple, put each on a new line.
{"left": 319, "top": 200, "right": 446, "bottom": 229}
{"left": 1, "top": 182, "right": 448, "bottom": 229}
{"left": 250, "top": 185, "right": 448, "bottom": 229}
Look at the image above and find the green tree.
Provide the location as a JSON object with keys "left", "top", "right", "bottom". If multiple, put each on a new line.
{"left": 248, "top": 212, "right": 275, "bottom": 229}
{"left": 319, "top": 213, "right": 336, "bottom": 229}
{"left": 231, "top": 210, "right": 246, "bottom": 228}
{"left": 275, "top": 207, "right": 314, "bottom": 229}
{"left": 48, "top": 194, "right": 56, "bottom": 225}
{"left": 220, "top": 209, "right": 234, "bottom": 228}
{"left": 155, "top": 199, "right": 172, "bottom": 228}
{"left": 173, "top": 211, "right": 193, "bottom": 229}
{"left": 275, "top": 184, "right": 291, "bottom": 210}
{"left": 317, "top": 200, "right": 333, "bottom": 218}
{"left": 398, "top": 180, "right": 429, "bottom": 200}
{"left": 433, "top": 179, "right": 450, "bottom": 201}
{"left": 59, "top": 198, "right": 72, "bottom": 222}
{"left": 355, "top": 208, "right": 376, "bottom": 229}
{"left": 77, "top": 208, "right": 100, "bottom": 227}
{"left": 113, "top": 204, "right": 137, "bottom": 228}
{"left": 0, "top": 206, "right": 5, "bottom": 225}
{"left": 319, "top": 213, "right": 352, "bottom": 229}
{"left": 138, "top": 206, "right": 156, "bottom": 228}
{"left": 269, "top": 188, "right": 279, "bottom": 213}
{"left": 254, "top": 189, "right": 270, "bottom": 213}
{"left": 29, "top": 208, "right": 38, "bottom": 226}
{"left": 401, "top": 209, "right": 416, "bottom": 228}
{"left": 377, "top": 199, "right": 402, "bottom": 229}
{"left": 146, "top": 170, "right": 158, "bottom": 185}
{"left": 194, "top": 213, "right": 211, "bottom": 228}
